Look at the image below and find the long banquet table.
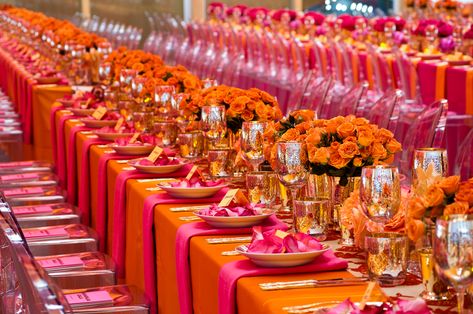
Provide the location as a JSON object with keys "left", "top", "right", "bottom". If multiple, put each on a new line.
{"left": 0, "top": 37, "right": 468, "bottom": 314}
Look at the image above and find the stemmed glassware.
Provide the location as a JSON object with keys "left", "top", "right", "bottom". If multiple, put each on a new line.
{"left": 201, "top": 105, "right": 227, "bottom": 149}
{"left": 154, "top": 85, "right": 177, "bottom": 118}
{"left": 240, "top": 121, "right": 265, "bottom": 172}
{"left": 360, "top": 165, "right": 401, "bottom": 223}
{"left": 433, "top": 215, "right": 473, "bottom": 314}
{"left": 275, "top": 141, "right": 309, "bottom": 231}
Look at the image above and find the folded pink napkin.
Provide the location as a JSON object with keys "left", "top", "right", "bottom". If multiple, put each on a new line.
{"left": 142, "top": 188, "right": 229, "bottom": 313}
{"left": 218, "top": 250, "right": 348, "bottom": 314}
{"left": 96, "top": 152, "right": 129, "bottom": 251}
{"left": 49, "top": 104, "right": 63, "bottom": 165}
{"left": 66, "top": 125, "right": 90, "bottom": 204}
{"left": 56, "top": 112, "right": 76, "bottom": 187}
{"left": 77, "top": 136, "right": 107, "bottom": 224}
{"left": 22, "top": 76, "right": 34, "bottom": 144}
{"left": 176, "top": 215, "right": 288, "bottom": 314}
{"left": 111, "top": 164, "right": 193, "bottom": 278}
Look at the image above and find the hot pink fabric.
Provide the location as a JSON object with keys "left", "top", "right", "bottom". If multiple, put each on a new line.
{"left": 49, "top": 104, "right": 64, "bottom": 166}
{"left": 77, "top": 137, "right": 107, "bottom": 224}
{"left": 175, "top": 216, "right": 288, "bottom": 314}
{"left": 66, "top": 125, "right": 90, "bottom": 204}
{"left": 142, "top": 188, "right": 229, "bottom": 314}
{"left": 417, "top": 61, "right": 438, "bottom": 105}
{"left": 56, "top": 113, "right": 76, "bottom": 187}
{"left": 96, "top": 152, "right": 129, "bottom": 251}
{"left": 218, "top": 250, "right": 348, "bottom": 314}
{"left": 111, "top": 165, "right": 193, "bottom": 278}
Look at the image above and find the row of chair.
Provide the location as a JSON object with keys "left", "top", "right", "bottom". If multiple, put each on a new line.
{"left": 0, "top": 90, "right": 149, "bottom": 313}
{"left": 72, "top": 13, "right": 143, "bottom": 50}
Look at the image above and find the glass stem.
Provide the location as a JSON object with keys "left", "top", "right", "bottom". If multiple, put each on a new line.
{"left": 457, "top": 289, "right": 465, "bottom": 314}
{"left": 290, "top": 187, "right": 299, "bottom": 232}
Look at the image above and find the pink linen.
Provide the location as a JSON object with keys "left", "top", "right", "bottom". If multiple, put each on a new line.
{"left": 218, "top": 250, "right": 348, "bottom": 314}
{"left": 56, "top": 112, "right": 76, "bottom": 187}
{"left": 49, "top": 104, "right": 64, "bottom": 165}
{"left": 66, "top": 125, "right": 90, "bottom": 204}
{"left": 176, "top": 216, "right": 287, "bottom": 314}
{"left": 77, "top": 137, "right": 107, "bottom": 224}
{"left": 417, "top": 61, "right": 438, "bottom": 105}
{"left": 96, "top": 152, "right": 129, "bottom": 251}
{"left": 111, "top": 165, "right": 193, "bottom": 278}
{"left": 142, "top": 188, "right": 229, "bottom": 313}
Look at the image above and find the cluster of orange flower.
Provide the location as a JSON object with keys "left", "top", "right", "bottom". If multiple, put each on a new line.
{"left": 4, "top": 7, "right": 106, "bottom": 49}
{"left": 434, "top": 0, "right": 459, "bottom": 10}
{"left": 183, "top": 85, "right": 282, "bottom": 132}
{"left": 406, "top": 176, "right": 473, "bottom": 242}
{"left": 264, "top": 113, "right": 402, "bottom": 181}
{"left": 106, "top": 48, "right": 201, "bottom": 95}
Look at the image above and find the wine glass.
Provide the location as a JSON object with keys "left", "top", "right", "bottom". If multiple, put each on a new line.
{"left": 154, "top": 85, "right": 177, "bottom": 118}
{"left": 433, "top": 215, "right": 473, "bottom": 314}
{"left": 275, "top": 141, "right": 309, "bottom": 231}
{"left": 241, "top": 121, "right": 265, "bottom": 172}
{"left": 201, "top": 105, "right": 226, "bottom": 149}
{"left": 360, "top": 165, "right": 401, "bottom": 223}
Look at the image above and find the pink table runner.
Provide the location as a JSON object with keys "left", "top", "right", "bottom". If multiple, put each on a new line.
{"left": 49, "top": 104, "right": 64, "bottom": 165}
{"left": 142, "top": 189, "right": 230, "bottom": 313}
{"left": 96, "top": 152, "right": 130, "bottom": 251}
{"left": 56, "top": 112, "right": 76, "bottom": 187}
{"left": 218, "top": 250, "right": 348, "bottom": 314}
{"left": 175, "top": 216, "right": 287, "bottom": 314}
{"left": 66, "top": 125, "right": 91, "bottom": 204}
{"left": 111, "top": 165, "right": 193, "bottom": 278}
{"left": 77, "top": 136, "right": 107, "bottom": 224}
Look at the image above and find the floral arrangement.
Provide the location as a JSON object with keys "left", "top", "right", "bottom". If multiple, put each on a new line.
{"left": 5, "top": 7, "right": 106, "bottom": 49}
{"left": 435, "top": 0, "right": 459, "bottom": 10}
{"left": 413, "top": 19, "right": 453, "bottom": 38}
{"left": 339, "top": 190, "right": 407, "bottom": 248}
{"left": 184, "top": 85, "right": 282, "bottom": 132}
{"left": 264, "top": 114, "right": 402, "bottom": 186}
{"left": 152, "top": 65, "right": 202, "bottom": 93}
{"left": 326, "top": 298, "right": 430, "bottom": 314}
{"left": 406, "top": 176, "right": 473, "bottom": 242}
{"left": 105, "top": 48, "right": 164, "bottom": 82}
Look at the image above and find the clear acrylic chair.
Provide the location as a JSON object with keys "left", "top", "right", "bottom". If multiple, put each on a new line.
{"left": 396, "top": 99, "right": 448, "bottom": 183}
{"left": 455, "top": 127, "right": 473, "bottom": 180}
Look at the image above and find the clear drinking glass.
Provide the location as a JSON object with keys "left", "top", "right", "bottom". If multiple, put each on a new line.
{"left": 245, "top": 171, "right": 279, "bottom": 207}
{"left": 178, "top": 131, "right": 204, "bottom": 159}
{"left": 360, "top": 165, "right": 401, "bottom": 223}
{"left": 241, "top": 121, "right": 265, "bottom": 172}
{"left": 119, "top": 69, "right": 138, "bottom": 95}
{"left": 154, "top": 85, "right": 177, "bottom": 118}
{"left": 98, "top": 62, "right": 112, "bottom": 85}
{"left": 154, "top": 121, "right": 178, "bottom": 147}
{"left": 201, "top": 105, "right": 226, "bottom": 149}
{"left": 208, "top": 148, "right": 233, "bottom": 179}
{"left": 275, "top": 141, "right": 309, "bottom": 231}
{"left": 131, "top": 76, "right": 147, "bottom": 100}
{"left": 412, "top": 148, "right": 448, "bottom": 194}
{"left": 433, "top": 215, "right": 473, "bottom": 314}
{"left": 365, "top": 232, "right": 408, "bottom": 286}
{"left": 202, "top": 79, "right": 218, "bottom": 89}
{"left": 294, "top": 198, "right": 329, "bottom": 240}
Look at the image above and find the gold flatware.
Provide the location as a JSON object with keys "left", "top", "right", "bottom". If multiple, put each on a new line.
{"left": 221, "top": 250, "right": 241, "bottom": 256}
{"left": 282, "top": 301, "right": 339, "bottom": 312}
{"left": 170, "top": 205, "right": 208, "bottom": 213}
{"left": 259, "top": 277, "right": 368, "bottom": 291}
{"left": 178, "top": 216, "right": 201, "bottom": 222}
{"left": 116, "top": 160, "right": 130, "bottom": 164}
{"left": 145, "top": 187, "right": 162, "bottom": 191}
{"left": 137, "top": 178, "right": 174, "bottom": 183}
{"left": 206, "top": 236, "right": 252, "bottom": 244}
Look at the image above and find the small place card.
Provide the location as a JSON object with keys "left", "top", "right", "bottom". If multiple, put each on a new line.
{"left": 114, "top": 117, "right": 125, "bottom": 131}
{"left": 12, "top": 205, "right": 53, "bottom": 216}
{"left": 218, "top": 188, "right": 249, "bottom": 207}
{"left": 23, "top": 227, "right": 69, "bottom": 241}
{"left": 147, "top": 146, "right": 163, "bottom": 162}
{"left": 185, "top": 165, "right": 199, "bottom": 180}
{"left": 65, "top": 291, "right": 113, "bottom": 308}
{"left": 0, "top": 161, "right": 34, "bottom": 168}
{"left": 0, "top": 173, "right": 39, "bottom": 182}
{"left": 38, "top": 256, "right": 84, "bottom": 269}
{"left": 4, "top": 187, "right": 43, "bottom": 197}
{"left": 91, "top": 106, "right": 107, "bottom": 120}
{"left": 129, "top": 132, "right": 140, "bottom": 144}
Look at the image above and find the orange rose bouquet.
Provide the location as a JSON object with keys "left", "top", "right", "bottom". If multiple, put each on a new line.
{"left": 190, "top": 85, "right": 282, "bottom": 133}
{"left": 406, "top": 176, "right": 473, "bottom": 242}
